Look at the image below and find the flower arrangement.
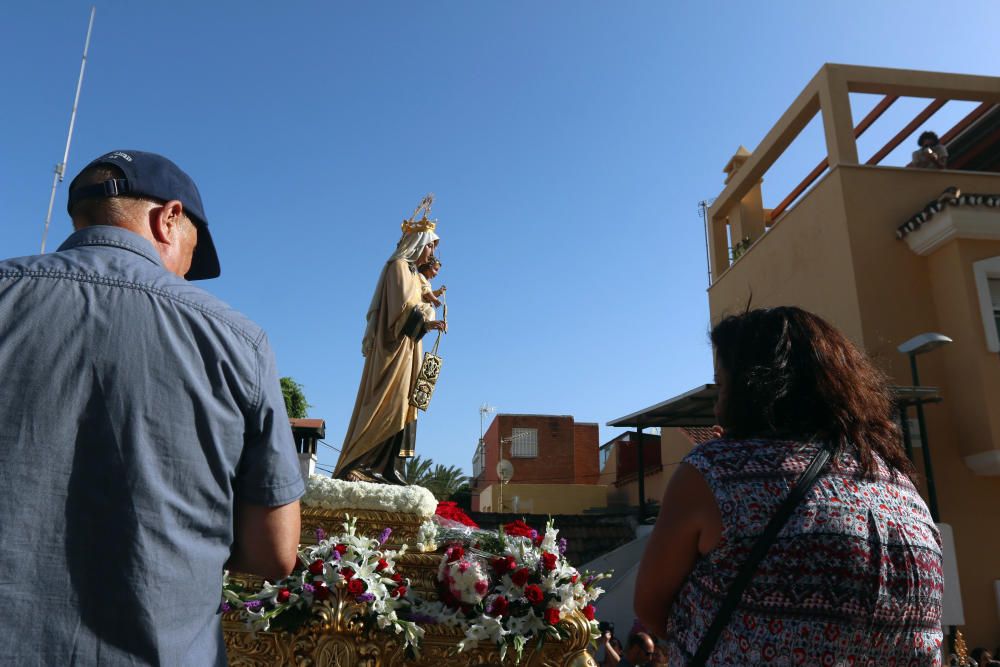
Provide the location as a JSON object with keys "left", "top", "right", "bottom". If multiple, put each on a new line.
{"left": 223, "top": 512, "right": 610, "bottom": 663}
{"left": 435, "top": 500, "right": 478, "bottom": 528}
{"left": 222, "top": 516, "right": 423, "bottom": 651}
{"left": 403, "top": 518, "right": 610, "bottom": 662}
{"left": 302, "top": 475, "right": 437, "bottom": 518}
{"left": 414, "top": 517, "right": 439, "bottom": 553}
{"left": 438, "top": 544, "right": 490, "bottom": 607}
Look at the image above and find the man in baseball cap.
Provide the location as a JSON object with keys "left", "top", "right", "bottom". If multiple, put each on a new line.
{"left": 67, "top": 149, "right": 220, "bottom": 279}
{"left": 0, "top": 152, "right": 303, "bottom": 664}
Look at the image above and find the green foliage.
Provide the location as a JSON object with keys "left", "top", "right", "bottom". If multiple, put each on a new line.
{"left": 426, "top": 464, "right": 469, "bottom": 500}
{"left": 448, "top": 483, "right": 473, "bottom": 512}
{"left": 280, "top": 376, "right": 311, "bottom": 419}
{"left": 401, "top": 455, "right": 434, "bottom": 485}
{"left": 400, "top": 455, "right": 470, "bottom": 500}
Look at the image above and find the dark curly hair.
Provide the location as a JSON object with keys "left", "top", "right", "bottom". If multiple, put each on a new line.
{"left": 918, "top": 131, "right": 940, "bottom": 147}
{"left": 711, "top": 306, "right": 913, "bottom": 479}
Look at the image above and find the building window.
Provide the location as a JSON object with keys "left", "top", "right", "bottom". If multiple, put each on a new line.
{"left": 990, "top": 278, "right": 1000, "bottom": 337}
{"left": 600, "top": 443, "right": 613, "bottom": 470}
{"left": 472, "top": 441, "right": 485, "bottom": 477}
{"left": 510, "top": 428, "right": 538, "bottom": 458}
{"left": 972, "top": 256, "right": 1000, "bottom": 352}
{"left": 899, "top": 416, "right": 923, "bottom": 450}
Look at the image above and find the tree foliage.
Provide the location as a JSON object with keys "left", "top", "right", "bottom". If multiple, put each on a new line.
{"left": 280, "top": 376, "right": 311, "bottom": 419}
{"left": 401, "top": 455, "right": 470, "bottom": 500}
{"left": 401, "top": 455, "right": 434, "bottom": 485}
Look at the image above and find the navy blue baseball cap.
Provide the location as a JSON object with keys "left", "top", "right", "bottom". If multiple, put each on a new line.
{"left": 67, "top": 150, "right": 220, "bottom": 280}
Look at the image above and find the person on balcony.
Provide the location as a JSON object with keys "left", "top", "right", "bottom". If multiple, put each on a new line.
{"left": 909, "top": 130, "right": 949, "bottom": 169}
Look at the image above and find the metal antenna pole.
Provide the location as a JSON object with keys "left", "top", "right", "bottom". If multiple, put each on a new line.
{"left": 41, "top": 6, "right": 96, "bottom": 254}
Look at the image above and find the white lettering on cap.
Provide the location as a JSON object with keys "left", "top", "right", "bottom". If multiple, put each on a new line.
{"left": 105, "top": 151, "right": 133, "bottom": 162}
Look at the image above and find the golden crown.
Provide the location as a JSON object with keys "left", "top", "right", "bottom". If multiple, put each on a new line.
{"left": 401, "top": 193, "right": 437, "bottom": 234}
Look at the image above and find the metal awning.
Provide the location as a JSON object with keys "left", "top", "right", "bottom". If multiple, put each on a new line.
{"left": 607, "top": 384, "right": 941, "bottom": 428}
{"left": 607, "top": 384, "right": 719, "bottom": 428}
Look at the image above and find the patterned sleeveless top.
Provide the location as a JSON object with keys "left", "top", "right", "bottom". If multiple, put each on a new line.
{"left": 665, "top": 438, "right": 943, "bottom": 666}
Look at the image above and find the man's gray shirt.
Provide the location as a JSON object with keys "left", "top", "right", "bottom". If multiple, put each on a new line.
{"left": 0, "top": 226, "right": 305, "bottom": 665}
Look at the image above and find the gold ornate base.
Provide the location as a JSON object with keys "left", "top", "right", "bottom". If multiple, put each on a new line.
{"left": 300, "top": 506, "right": 426, "bottom": 548}
{"left": 223, "top": 611, "right": 597, "bottom": 666}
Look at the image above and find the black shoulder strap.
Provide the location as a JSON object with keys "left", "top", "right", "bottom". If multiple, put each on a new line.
{"left": 690, "top": 443, "right": 833, "bottom": 666}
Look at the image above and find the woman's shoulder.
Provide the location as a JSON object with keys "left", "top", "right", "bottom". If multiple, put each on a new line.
{"left": 683, "top": 437, "right": 812, "bottom": 474}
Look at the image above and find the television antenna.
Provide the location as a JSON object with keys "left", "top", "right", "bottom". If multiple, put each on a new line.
{"left": 41, "top": 6, "right": 96, "bottom": 254}
{"left": 478, "top": 403, "right": 496, "bottom": 441}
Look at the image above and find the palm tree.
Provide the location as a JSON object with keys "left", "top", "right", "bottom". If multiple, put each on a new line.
{"left": 424, "top": 464, "right": 470, "bottom": 500}
{"left": 401, "top": 455, "right": 434, "bottom": 486}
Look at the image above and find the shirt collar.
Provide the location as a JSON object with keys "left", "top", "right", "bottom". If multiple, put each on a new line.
{"left": 57, "top": 226, "right": 164, "bottom": 268}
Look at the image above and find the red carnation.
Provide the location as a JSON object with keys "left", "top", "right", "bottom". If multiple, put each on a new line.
{"left": 435, "top": 501, "right": 479, "bottom": 528}
{"left": 533, "top": 535, "right": 544, "bottom": 547}
{"left": 376, "top": 558, "right": 389, "bottom": 572}
{"left": 347, "top": 578, "right": 366, "bottom": 596}
{"left": 488, "top": 595, "right": 509, "bottom": 618}
{"left": 571, "top": 574, "right": 578, "bottom": 584}
{"left": 503, "top": 519, "right": 534, "bottom": 538}
{"left": 511, "top": 567, "right": 531, "bottom": 587}
{"left": 392, "top": 572, "right": 404, "bottom": 583}
{"left": 277, "top": 588, "right": 291, "bottom": 604}
{"left": 524, "top": 584, "right": 544, "bottom": 605}
{"left": 313, "top": 585, "right": 330, "bottom": 602}
{"left": 334, "top": 544, "right": 348, "bottom": 556}
{"left": 308, "top": 559, "right": 325, "bottom": 575}
{"left": 341, "top": 567, "right": 355, "bottom": 580}
{"left": 446, "top": 545, "right": 465, "bottom": 563}
{"left": 541, "top": 552, "right": 557, "bottom": 572}
{"left": 394, "top": 585, "right": 408, "bottom": 598}
{"left": 544, "top": 608, "right": 560, "bottom": 625}
{"left": 491, "top": 555, "right": 516, "bottom": 576}
{"left": 583, "top": 604, "right": 596, "bottom": 621}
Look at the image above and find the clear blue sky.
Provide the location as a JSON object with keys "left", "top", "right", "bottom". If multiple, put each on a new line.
{"left": 4, "top": 1, "right": 999, "bottom": 477}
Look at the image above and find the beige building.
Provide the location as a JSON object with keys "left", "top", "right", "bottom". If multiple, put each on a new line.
{"left": 615, "top": 65, "right": 1000, "bottom": 648}
{"left": 598, "top": 427, "right": 716, "bottom": 511}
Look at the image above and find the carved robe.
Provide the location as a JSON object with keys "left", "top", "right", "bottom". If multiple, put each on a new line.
{"left": 334, "top": 259, "right": 433, "bottom": 476}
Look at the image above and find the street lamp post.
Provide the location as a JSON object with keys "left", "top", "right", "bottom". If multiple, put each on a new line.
{"left": 897, "top": 332, "right": 952, "bottom": 522}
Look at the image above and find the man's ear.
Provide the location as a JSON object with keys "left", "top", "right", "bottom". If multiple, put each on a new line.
{"left": 150, "top": 200, "right": 186, "bottom": 244}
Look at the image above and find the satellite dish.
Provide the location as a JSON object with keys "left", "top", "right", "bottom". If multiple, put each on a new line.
{"left": 496, "top": 459, "right": 514, "bottom": 483}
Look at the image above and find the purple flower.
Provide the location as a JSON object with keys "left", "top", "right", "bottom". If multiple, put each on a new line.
{"left": 404, "top": 612, "right": 439, "bottom": 624}
{"left": 220, "top": 601, "right": 232, "bottom": 613}
{"left": 379, "top": 527, "right": 392, "bottom": 545}
{"left": 315, "top": 527, "right": 326, "bottom": 541}
{"left": 356, "top": 592, "right": 375, "bottom": 603}
{"left": 529, "top": 529, "right": 538, "bottom": 540}
{"left": 302, "top": 583, "right": 315, "bottom": 594}
{"left": 244, "top": 600, "right": 262, "bottom": 611}
{"left": 331, "top": 549, "right": 341, "bottom": 561}
{"left": 558, "top": 538, "right": 568, "bottom": 554}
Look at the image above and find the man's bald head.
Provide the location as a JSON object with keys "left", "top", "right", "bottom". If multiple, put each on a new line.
{"left": 69, "top": 164, "right": 161, "bottom": 230}
{"left": 626, "top": 632, "right": 655, "bottom": 665}
{"left": 68, "top": 163, "right": 199, "bottom": 278}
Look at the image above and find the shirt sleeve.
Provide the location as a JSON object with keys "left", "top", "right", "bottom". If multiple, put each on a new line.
{"left": 235, "top": 334, "right": 306, "bottom": 506}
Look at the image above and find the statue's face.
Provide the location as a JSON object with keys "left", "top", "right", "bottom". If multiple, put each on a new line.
{"left": 417, "top": 242, "right": 436, "bottom": 265}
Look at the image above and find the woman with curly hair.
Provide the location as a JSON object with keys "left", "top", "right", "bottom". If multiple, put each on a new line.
{"left": 635, "top": 306, "right": 943, "bottom": 665}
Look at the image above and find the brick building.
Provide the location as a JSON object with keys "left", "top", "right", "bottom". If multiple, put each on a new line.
{"left": 470, "top": 414, "right": 605, "bottom": 513}
{"left": 599, "top": 427, "right": 717, "bottom": 509}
